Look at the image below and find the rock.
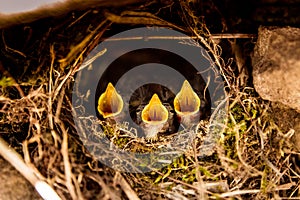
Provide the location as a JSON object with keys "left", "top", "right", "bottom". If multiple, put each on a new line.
{"left": 252, "top": 26, "right": 300, "bottom": 112}
{"left": 0, "top": 156, "right": 41, "bottom": 200}
{"left": 270, "top": 102, "right": 300, "bottom": 151}
{"left": 0, "top": 0, "right": 141, "bottom": 29}
{"left": 252, "top": 27, "right": 300, "bottom": 158}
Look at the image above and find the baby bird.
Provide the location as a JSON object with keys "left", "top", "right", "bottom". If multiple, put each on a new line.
{"left": 174, "top": 80, "right": 201, "bottom": 128}
{"left": 141, "top": 94, "right": 169, "bottom": 140}
{"left": 97, "top": 81, "right": 201, "bottom": 140}
{"left": 97, "top": 82, "right": 123, "bottom": 119}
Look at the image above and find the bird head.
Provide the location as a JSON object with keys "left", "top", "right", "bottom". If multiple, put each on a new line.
{"left": 97, "top": 82, "right": 123, "bottom": 119}
{"left": 141, "top": 93, "right": 169, "bottom": 140}
{"left": 174, "top": 80, "right": 201, "bottom": 127}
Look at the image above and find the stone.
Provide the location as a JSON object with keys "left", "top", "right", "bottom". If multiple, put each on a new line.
{"left": 270, "top": 102, "right": 300, "bottom": 152}
{"left": 0, "top": 156, "right": 41, "bottom": 200}
{"left": 252, "top": 27, "right": 300, "bottom": 157}
{"left": 0, "top": 0, "right": 141, "bottom": 28}
{"left": 252, "top": 26, "right": 300, "bottom": 112}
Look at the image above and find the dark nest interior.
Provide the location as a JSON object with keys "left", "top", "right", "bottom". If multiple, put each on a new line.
{"left": 0, "top": 0, "right": 300, "bottom": 199}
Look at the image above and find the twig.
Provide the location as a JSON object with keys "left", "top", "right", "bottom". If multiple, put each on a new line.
{"left": 229, "top": 112, "right": 264, "bottom": 176}
{"left": 104, "top": 11, "right": 185, "bottom": 32}
{"left": 48, "top": 45, "right": 60, "bottom": 147}
{"left": 220, "top": 182, "right": 296, "bottom": 198}
{"left": 87, "top": 172, "right": 121, "bottom": 200}
{"left": 210, "top": 33, "right": 256, "bottom": 39}
{"left": 155, "top": 170, "right": 212, "bottom": 195}
{"left": 192, "top": 140, "right": 208, "bottom": 200}
{"left": 0, "top": 137, "right": 61, "bottom": 200}
{"left": 114, "top": 172, "right": 140, "bottom": 200}
{"left": 60, "top": 122, "right": 81, "bottom": 200}
{"left": 219, "top": 189, "right": 261, "bottom": 198}
{"left": 101, "top": 34, "right": 257, "bottom": 42}
{"left": 58, "top": 20, "right": 109, "bottom": 66}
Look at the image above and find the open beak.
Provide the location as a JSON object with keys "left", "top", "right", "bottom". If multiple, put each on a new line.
{"left": 174, "top": 80, "right": 201, "bottom": 126}
{"left": 142, "top": 94, "right": 168, "bottom": 125}
{"left": 141, "top": 94, "right": 169, "bottom": 140}
{"left": 97, "top": 82, "right": 123, "bottom": 119}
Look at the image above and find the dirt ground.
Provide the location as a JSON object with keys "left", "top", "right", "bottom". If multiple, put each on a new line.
{"left": 0, "top": 0, "right": 299, "bottom": 199}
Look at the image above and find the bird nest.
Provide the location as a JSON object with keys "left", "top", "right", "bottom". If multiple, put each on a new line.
{"left": 0, "top": 1, "right": 299, "bottom": 199}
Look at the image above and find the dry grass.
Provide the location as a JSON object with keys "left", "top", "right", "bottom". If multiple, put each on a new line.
{"left": 0, "top": 1, "right": 299, "bottom": 199}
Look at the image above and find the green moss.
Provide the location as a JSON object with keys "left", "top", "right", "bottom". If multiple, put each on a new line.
{"left": 0, "top": 76, "right": 15, "bottom": 87}
{"left": 198, "top": 166, "right": 212, "bottom": 177}
{"left": 261, "top": 165, "right": 269, "bottom": 193}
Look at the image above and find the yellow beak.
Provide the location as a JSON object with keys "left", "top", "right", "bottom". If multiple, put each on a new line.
{"left": 141, "top": 94, "right": 168, "bottom": 125}
{"left": 174, "top": 80, "right": 201, "bottom": 116}
{"left": 97, "top": 82, "right": 123, "bottom": 118}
